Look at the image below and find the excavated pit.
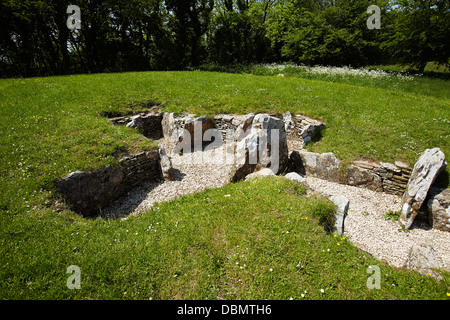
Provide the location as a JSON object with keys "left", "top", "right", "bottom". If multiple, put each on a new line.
{"left": 55, "top": 110, "right": 450, "bottom": 273}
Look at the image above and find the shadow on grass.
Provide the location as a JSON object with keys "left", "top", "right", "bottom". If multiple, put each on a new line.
{"left": 421, "top": 71, "right": 450, "bottom": 80}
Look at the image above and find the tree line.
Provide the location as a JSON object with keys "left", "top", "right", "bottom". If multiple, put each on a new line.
{"left": 0, "top": 0, "right": 449, "bottom": 77}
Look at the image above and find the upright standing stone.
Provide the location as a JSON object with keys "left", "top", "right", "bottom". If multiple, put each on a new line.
{"left": 159, "top": 146, "right": 174, "bottom": 181}
{"left": 399, "top": 148, "right": 447, "bottom": 229}
{"left": 283, "top": 111, "right": 296, "bottom": 137}
{"left": 329, "top": 195, "right": 349, "bottom": 236}
{"left": 289, "top": 150, "right": 340, "bottom": 182}
{"left": 178, "top": 116, "right": 216, "bottom": 151}
{"left": 230, "top": 114, "right": 289, "bottom": 182}
{"left": 161, "top": 112, "right": 176, "bottom": 141}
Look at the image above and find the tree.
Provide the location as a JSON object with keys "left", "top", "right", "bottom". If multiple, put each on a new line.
{"left": 0, "top": 0, "right": 65, "bottom": 76}
{"left": 208, "top": 0, "right": 275, "bottom": 64}
{"left": 1, "top": 0, "right": 448, "bottom": 77}
{"left": 387, "top": 0, "right": 450, "bottom": 73}
{"left": 266, "top": 0, "right": 387, "bottom": 66}
{"left": 165, "top": 0, "right": 214, "bottom": 68}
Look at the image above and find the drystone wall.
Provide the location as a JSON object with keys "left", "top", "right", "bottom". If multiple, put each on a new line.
{"left": 282, "top": 111, "right": 325, "bottom": 145}
{"left": 162, "top": 111, "right": 325, "bottom": 146}
{"left": 352, "top": 160, "right": 413, "bottom": 196}
{"left": 57, "top": 151, "right": 163, "bottom": 217}
{"left": 288, "top": 150, "right": 413, "bottom": 196}
{"left": 106, "top": 110, "right": 424, "bottom": 199}
{"left": 57, "top": 110, "right": 448, "bottom": 231}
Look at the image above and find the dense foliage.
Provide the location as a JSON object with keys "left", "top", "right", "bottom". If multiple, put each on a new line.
{"left": 0, "top": 0, "right": 449, "bottom": 77}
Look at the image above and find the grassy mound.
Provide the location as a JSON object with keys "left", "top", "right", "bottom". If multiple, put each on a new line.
{"left": 0, "top": 67, "right": 449, "bottom": 299}
{"left": 1, "top": 177, "right": 448, "bottom": 299}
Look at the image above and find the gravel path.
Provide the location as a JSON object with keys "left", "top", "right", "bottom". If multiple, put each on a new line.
{"left": 101, "top": 141, "right": 234, "bottom": 219}
{"left": 101, "top": 139, "right": 450, "bottom": 271}
{"left": 305, "top": 176, "right": 450, "bottom": 270}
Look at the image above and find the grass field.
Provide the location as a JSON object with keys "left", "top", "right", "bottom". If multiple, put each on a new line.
{"left": 0, "top": 66, "right": 449, "bottom": 299}
{"left": 2, "top": 177, "right": 449, "bottom": 299}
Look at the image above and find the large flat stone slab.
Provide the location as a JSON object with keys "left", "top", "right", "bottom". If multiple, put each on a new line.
{"left": 399, "top": 148, "right": 447, "bottom": 229}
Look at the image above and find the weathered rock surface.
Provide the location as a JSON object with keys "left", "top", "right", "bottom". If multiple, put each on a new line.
{"left": 299, "top": 116, "right": 325, "bottom": 145}
{"left": 161, "top": 112, "right": 197, "bottom": 142}
{"left": 57, "top": 151, "right": 163, "bottom": 217}
{"left": 405, "top": 244, "right": 442, "bottom": 279}
{"left": 399, "top": 148, "right": 447, "bottom": 229}
{"left": 233, "top": 113, "right": 255, "bottom": 142}
{"left": 284, "top": 172, "right": 306, "bottom": 184}
{"left": 290, "top": 153, "right": 412, "bottom": 196}
{"left": 244, "top": 168, "right": 276, "bottom": 181}
{"left": 283, "top": 111, "right": 296, "bottom": 137}
{"left": 57, "top": 167, "right": 124, "bottom": 217}
{"left": 353, "top": 160, "right": 378, "bottom": 170}
{"left": 427, "top": 188, "right": 450, "bottom": 232}
{"left": 159, "top": 146, "right": 174, "bottom": 181}
{"left": 339, "top": 165, "right": 383, "bottom": 192}
{"left": 283, "top": 112, "right": 325, "bottom": 146}
{"left": 230, "top": 114, "right": 289, "bottom": 182}
{"left": 329, "top": 195, "right": 349, "bottom": 236}
{"left": 289, "top": 150, "right": 340, "bottom": 182}
{"left": 128, "top": 113, "right": 163, "bottom": 140}
{"left": 213, "top": 114, "right": 253, "bottom": 142}
{"left": 178, "top": 116, "right": 216, "bottom": 151}
{"left": 375, "top": 161, "right": 412, "bottom": 196}
{"left": 161, "top": 112, "right": 176, "bottom": 141}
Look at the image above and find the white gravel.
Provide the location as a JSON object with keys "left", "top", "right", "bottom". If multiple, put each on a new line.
{"left": 306, "top": 176, "right": 450, "bottom": 271}
{"left": 101, "top": 139, "right": 450, "bottom": 272}
{"left": 101, "top": 141, "right": 234, "bottom": 219}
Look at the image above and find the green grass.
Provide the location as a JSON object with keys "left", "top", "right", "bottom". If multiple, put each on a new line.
{"left": 384, "top": 210, "right": 402, "bottom": 223}
{"left": 1, "top": 177, "right": 448, "bottom": 299}
{"left": 3, "top": 68, "right": 448, "bottom": 195}
{"left": 367, "top": 61, "right": 450, "bottom": 77}
{"left": 197, "top": 62, "right": 450, "bottom": 100}
{"left": 0, "top": 68, "right": 449, "bottom": 299}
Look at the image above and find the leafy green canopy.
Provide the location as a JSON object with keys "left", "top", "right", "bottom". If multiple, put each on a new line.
{"left": 0, "top": 0, "right": 448, "bottom": 77}
{"left": 385, "top": 0, "right": 450, "bottom": 73}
